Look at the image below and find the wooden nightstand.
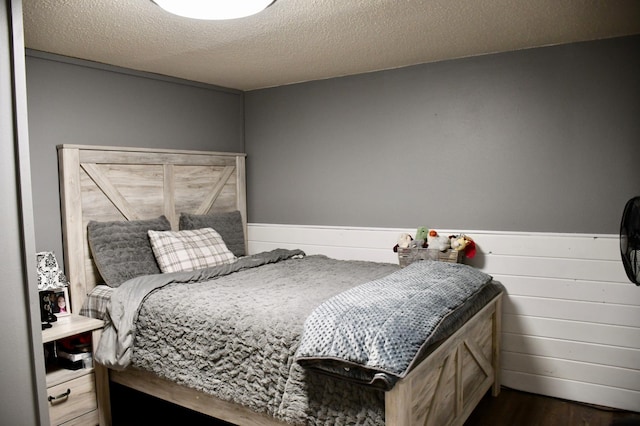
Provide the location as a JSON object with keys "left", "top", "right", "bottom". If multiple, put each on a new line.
{"left": 42, "top": 314, "right": 110, "bottom": 425}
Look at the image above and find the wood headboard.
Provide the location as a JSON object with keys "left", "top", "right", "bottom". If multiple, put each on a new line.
{"left": 57, "top": 144, "right": 247, "bottom": 313}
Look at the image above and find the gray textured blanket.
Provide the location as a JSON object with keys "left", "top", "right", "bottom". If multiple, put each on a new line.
{"left": 95, "top": 248, "right": 306, "bottom": 369}
{"left": 294, "top": 260, "right": 493, "bottom": 389}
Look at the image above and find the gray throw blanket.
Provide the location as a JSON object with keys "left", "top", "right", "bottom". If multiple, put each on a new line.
{"left": 95, "top": 248, "right": 306, "bottom": 369}
{"left": 295, "top": 260, "right": 493, "bottom": 388}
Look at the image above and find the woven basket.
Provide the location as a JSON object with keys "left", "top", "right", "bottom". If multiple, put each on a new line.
{"left": 397, "top": 248, "right": 463, "bottom": 267}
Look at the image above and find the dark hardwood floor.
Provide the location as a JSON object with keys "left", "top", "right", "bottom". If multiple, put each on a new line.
{"left": 111, "top": 383, "right": 640, "bottom": 425}
{"left": 465, "top": 387, "right": 640, "bottom": 426}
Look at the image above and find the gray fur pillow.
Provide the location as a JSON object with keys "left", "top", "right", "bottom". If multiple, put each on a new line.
{"left": 179, "top": 210, "right": 245, "bottom": 257}
{"left": 87, "top": 216, "right": 171, "bottom": 287}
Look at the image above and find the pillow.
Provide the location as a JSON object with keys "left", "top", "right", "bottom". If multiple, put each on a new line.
{"left": 148, "top": 228, "right": 237, "bottom": 273}
{"left": 179, "top": 210, "right": 245, "bottom": 257}
{"left": 87, "top": 216, "right": 171, "bottom": 287}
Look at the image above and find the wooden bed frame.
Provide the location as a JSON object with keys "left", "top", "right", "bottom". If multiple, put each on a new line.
{"left": 58, "top": 144, "right": 502, "bottom": 426}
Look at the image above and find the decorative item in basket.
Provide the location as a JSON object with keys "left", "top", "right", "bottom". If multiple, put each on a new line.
{"left": 393, "top": 228, "right": 476, "bottom": 267}
{"left": 450, "top": 234, "right": 476, "bottom": 258}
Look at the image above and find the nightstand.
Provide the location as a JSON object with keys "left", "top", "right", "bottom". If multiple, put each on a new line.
{"left": 42, "top": 314, "right": 110, "bottom": 425}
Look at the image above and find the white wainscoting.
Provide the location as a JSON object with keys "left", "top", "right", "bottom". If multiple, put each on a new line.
{"left": 247, "top": 223, "right": 640, "bottom": 412}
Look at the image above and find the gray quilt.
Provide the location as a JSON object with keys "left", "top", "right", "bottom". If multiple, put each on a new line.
{"left": 95, "top": 250, "right": 495, "bottom": 425}
{"left": 95, "top": 248, "right": 307, "bottom": 369}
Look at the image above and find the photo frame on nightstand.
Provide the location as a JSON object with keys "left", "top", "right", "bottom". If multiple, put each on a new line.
{"left": 39, "top": 287, "right": 70, "bottom": 319}
{"left": 52, "top": 287, "right": 70, "bottom": 316}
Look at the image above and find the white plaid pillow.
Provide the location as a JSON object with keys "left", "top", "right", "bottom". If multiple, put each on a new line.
{"left": 148, "top": 228, "right": 237, "bottom": 273}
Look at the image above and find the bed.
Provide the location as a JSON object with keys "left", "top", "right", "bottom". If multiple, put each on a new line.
{"left": 57, "top": 144, "right": 503, "bottom": 426}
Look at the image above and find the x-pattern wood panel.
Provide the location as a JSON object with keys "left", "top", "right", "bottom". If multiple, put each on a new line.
{"left": 80, "top": 162, "right": 236, "bottom": 227}
{"left": 415, "top": 331, "right": 494, "bottom": 426}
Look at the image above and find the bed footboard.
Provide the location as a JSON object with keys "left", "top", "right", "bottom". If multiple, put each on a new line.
{"left": 385, "top": 293, "right": 502, "bottom": 426}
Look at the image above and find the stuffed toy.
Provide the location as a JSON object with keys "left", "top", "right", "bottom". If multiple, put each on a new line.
{"left": 414, "top": 226, "right": 429, "bottom": 248}
{"left": 427, "top": 229, "right": 451, "bottom": 251}
{"left": 449, "top": 235, "right": 460, "bottom": 250}
{"left": 393, "top": 233, "right": 413, "bottom": 252}
{"left": 426, "top": 229, "right": 439, "bottom": 247}
{"left": 450, "top": 234, "right": 477, "bottom": 258}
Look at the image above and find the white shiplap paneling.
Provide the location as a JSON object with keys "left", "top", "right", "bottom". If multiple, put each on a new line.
{"left": 247, "top": 224, "right": 640, "bottom": 412}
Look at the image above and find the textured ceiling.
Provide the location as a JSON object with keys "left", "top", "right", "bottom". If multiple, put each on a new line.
{"left": 23, "top": 0, "right": 640, "bottom": 91}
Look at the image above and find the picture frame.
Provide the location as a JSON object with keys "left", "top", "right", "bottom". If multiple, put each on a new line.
{"left": 39, "top": 287, "right": 70, "bottom": 319}
{"left": 52, "top": 287, "right": 70, "bottom": 317}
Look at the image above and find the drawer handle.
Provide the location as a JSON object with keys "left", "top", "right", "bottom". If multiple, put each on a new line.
{"left": 48, "top": 388, "right": 71, "bottom": 404}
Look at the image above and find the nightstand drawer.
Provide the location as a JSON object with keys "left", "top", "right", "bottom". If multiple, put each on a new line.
{"left": 48, "top": 373, "right": 97, "bottom": 425}
{"left": 58, "top": 409, "right": 98, "bottom": 426}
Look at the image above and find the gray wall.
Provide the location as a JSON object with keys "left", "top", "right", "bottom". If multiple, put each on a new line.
{"left": 1, "top": 1, "right": 48, "bottom": 424}
{"left": 25, "top": 35, "right": 640, "bottom": 259}
{"left": 245, "top": 35, "right": 640, "bottom": 234}
{"left": 26, "top": 53, "right": 245, "bottom": 260}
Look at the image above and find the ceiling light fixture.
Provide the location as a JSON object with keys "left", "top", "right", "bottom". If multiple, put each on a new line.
{"left": 153, "top": 0, "right": 275, "bottom": 20}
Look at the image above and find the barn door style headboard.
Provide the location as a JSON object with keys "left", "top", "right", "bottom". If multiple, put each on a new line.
{"left": 57, "top": 144, "right": 247, "bottom": 313}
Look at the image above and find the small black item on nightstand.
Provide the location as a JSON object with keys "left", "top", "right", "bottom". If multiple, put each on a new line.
{"left": 40, "top": 291, "right": 58, "bottom": 328}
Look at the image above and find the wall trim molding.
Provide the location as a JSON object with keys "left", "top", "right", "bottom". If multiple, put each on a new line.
{"left": 25, "top": 49, "right": 241, "bottom": 94}
{"left": 248, "top": 222, "right": 619, "bottom": 239}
